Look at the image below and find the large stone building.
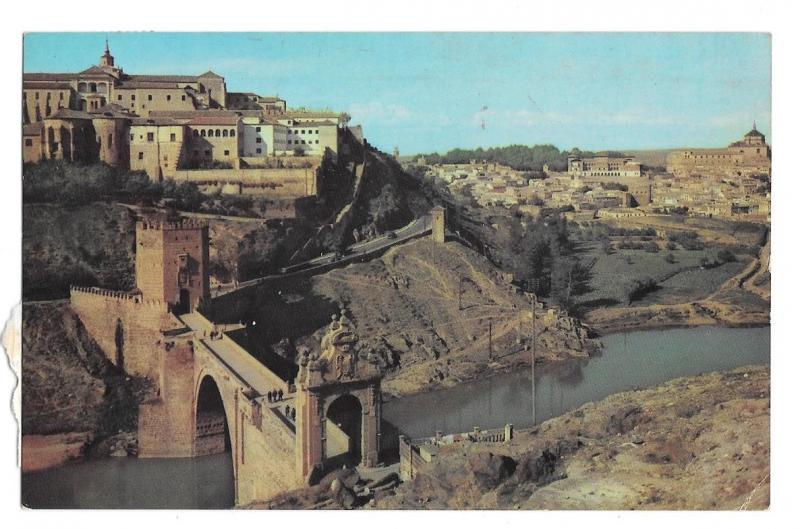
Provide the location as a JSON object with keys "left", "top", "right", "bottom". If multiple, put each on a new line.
{"left": 667, "top": 124, "right": 771, "bottom": 178}
{"left": 22, "top": 41, "right": 349, "bottom": 181}
{"left": 567, "top": 154, "right": 643, "bottom": 178}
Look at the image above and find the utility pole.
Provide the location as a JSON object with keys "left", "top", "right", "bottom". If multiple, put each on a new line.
{"left": 531, "top": 294, "right": 537, "bottom": 427}
{"left": 488, "top": 319, "right": 493, "bottom": 361}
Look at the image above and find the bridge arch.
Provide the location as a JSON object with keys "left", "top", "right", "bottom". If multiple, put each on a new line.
{"left": 194, "top": 373, "right": 234, "bottom": 457}
{"left": 323, "top": 393, "right": 365, "bottom": 469}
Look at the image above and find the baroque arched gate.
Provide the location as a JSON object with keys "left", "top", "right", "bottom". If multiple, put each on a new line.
{"left": 294, "top": 311, "right": 384, "bottom": 483}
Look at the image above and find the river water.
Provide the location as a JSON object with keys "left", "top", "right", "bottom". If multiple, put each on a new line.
{"left": 21, "top": 325, "right": 769, "bottom": 509}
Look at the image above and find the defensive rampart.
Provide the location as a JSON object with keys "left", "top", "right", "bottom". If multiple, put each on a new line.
{"left": 69, "top": 286, "right": 180, "bottom": 379}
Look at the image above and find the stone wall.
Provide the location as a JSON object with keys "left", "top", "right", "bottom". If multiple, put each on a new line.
{"left": 236, "top": 400, "right": 301, "bottom": 505}
{"left": 69, "top": 286, "right": 175, "bottom": 379}
{"left": 138, "top": 339, "right": 197, "bottom": 458}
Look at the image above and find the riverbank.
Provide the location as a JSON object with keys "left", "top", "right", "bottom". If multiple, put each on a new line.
{"left": 245, "top": 364, "right": 769, "bottom": 510}
{"left": 375, "top": 364, "right": 770, "bottom": 510}
{"left": 21, "top": 432, "right": 94, "bottom": 473}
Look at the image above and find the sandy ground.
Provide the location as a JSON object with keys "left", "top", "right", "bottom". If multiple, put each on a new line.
{"left": 21, "top": 432, "right": 94, "bottom": 472}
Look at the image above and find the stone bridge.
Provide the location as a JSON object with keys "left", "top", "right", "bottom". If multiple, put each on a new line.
{"left": 68, "top": 217, "right": 399, "bottom": 506}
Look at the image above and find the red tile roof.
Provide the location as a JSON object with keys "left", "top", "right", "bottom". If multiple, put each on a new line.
{"left": 23, "top": 81, "right": 72, "bottom": 90}
{"left": 23, "top": 73, "right": 74, "bottom": 81}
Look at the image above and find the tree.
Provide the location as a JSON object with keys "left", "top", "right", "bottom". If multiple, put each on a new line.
{"left": 717, "top": 249, "right": 737, "bottom": 263}
{"left": 665, "top": 253, "right": 677, "bottom": 264}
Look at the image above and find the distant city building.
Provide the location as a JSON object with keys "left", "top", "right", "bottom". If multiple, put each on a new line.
{"left": 666, "top": 124, "right": 771, "bottom": 178}
{"left": 567, "top": 154, "right": 643, "bottom": 178}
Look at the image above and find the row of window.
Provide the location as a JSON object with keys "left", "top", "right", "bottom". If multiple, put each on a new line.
{"left": 136, "top": 149, "right": 232, "bottom": 160}
{"left": 117, "top": 93, "right": 188, "bottom": 102}
{"left": 193, "top": 128, "right": 236, "bottom": 138}
{"left": 31, "top": 91, "right": 66, "bottom": 101}
{"left": 290, "top": 129, "right": 320, "bottom": 135}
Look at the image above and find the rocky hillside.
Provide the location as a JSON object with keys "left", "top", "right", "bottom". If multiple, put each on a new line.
{"left": 291, "top": 133, "right": 433, "bottom": 262}
{"left": 378, "top": 365, "right": 769, "bottom": 510}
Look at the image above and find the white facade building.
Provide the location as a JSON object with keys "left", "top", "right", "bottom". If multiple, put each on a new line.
{"left": 241, "top": 116, "right": 289, "bottom": 157}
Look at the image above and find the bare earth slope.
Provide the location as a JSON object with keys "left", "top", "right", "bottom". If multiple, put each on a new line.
{"left": 307, "top": 238, "right": 597, "bottom": 397}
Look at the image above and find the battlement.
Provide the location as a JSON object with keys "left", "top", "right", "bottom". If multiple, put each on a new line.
{"left": 69, "top": 285, "right": 169, "bottom": 310}
{"left": 137, "top": 218, "right": 209, "bottom": 232}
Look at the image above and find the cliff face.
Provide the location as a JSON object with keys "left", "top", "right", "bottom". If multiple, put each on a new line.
{"left": 291, "top": 133, "right": 433, "bottom": 262}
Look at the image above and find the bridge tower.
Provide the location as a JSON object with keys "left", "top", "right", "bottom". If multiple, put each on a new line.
{"left": 135, "top": 219, "right": 210, "bottom": 313}
{"left": 294, "top": 310, "right": 384, "bottom": 483}
{"left": 431, "top": 205, "right": 446, "bottom": 243}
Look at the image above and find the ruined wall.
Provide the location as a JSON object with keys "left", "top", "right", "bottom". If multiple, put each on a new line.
{"left": 138, "top": 339, "right": 197, "bottom": 458}
{"left": 69, "top": 287, "right": 174, "bottom": 379}
{"left": 171, "top": 166, "right": 318, "bottom": 197}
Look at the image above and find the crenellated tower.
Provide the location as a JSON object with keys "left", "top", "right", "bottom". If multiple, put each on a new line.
{"left": 135, "top": 219, "right": 210, "bottom": 313}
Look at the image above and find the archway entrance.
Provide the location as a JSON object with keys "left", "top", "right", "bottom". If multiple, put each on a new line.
{"left": 325, "top": 394, "right": 362, "bottom": 468}
{"left": 195, "top": 376, "right": 231, "bottom": 456}
{"left": 177, "top": 288, "right": 191, "bottom": 314}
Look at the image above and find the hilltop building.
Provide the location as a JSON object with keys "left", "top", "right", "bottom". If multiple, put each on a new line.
{"left": 22, "top": 42, "right": 351, "bottom": 182}
{"left": 666, "top": 124, "right": 771, "bottom": 178}
{"left": 567, "top": 154, "right": 643, "bottom": 178}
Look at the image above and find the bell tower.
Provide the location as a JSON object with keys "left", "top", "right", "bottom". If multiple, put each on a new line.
{"left": 100, "top": 38, "right": 115, "bottom": 68}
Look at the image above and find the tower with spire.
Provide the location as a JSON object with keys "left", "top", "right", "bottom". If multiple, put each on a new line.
{"left": 100, "top": 38, "right": 115, "bottom": 68}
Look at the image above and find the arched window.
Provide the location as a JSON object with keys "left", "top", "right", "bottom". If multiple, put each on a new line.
{"left": 89, "top": 82, "right": 97, "bottom": 93}
{"left": 215, "top": 129, "right": 221, "bottom": 137}
{"left": 193, "top": 129, "right": 199, "bottom": 136}
{"left": 222, "top": 129, "right": 228, "bottom": 137}
{"left": 78, "top": 82, "right": 87, "bottom": 92}
{"left": 200, "top": 129, "right": 206, "bottom": 137}
{"left": 207, "top": 129, "right": 213, "bottom": 137}
{"left": 229, "top": 129, "right": 236, "bottom": 137}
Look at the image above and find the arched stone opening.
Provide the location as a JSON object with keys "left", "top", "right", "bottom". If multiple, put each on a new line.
{"left": 195, "top": 375, "right": 232, "bottom": 456}
{"left": 324, "top": 394, "right": 363, "bottom": 468}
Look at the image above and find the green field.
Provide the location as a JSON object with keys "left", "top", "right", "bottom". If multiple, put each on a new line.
{"left": 571, "top": 240, "right": 751, "bottom": 311}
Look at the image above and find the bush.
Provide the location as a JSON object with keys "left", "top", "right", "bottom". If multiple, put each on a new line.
{"left": 643, "top": 241, "right": 659, "bottom": 253}
{"left": 665, "top": 253, "right": 677, "bottom": 264}
{"left": 717, "top": 249, "right": 737, "bottom": 263}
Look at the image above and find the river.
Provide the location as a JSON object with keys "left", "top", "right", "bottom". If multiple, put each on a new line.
{"left": 21, "top": 325, "right": 770, "bottom": 509}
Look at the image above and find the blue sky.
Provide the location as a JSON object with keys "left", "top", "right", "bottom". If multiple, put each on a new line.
{"left": 24, "top": 33, "right": 771, "bottom": 155}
